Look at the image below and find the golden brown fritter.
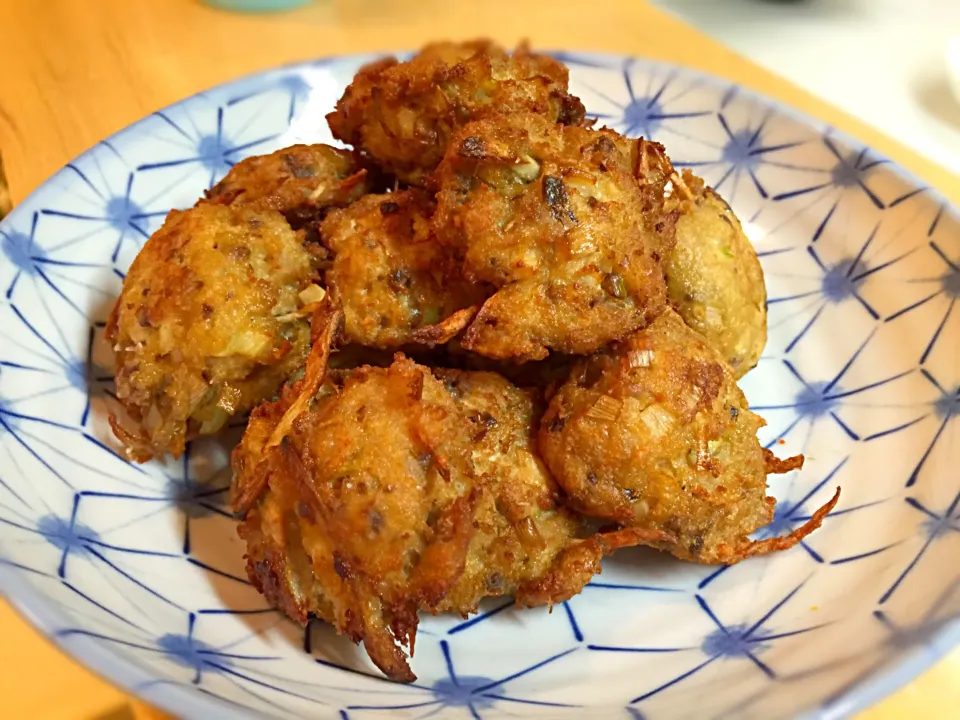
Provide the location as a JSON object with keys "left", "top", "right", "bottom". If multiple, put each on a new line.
{"left": 107, "top": 203, "right": 324, "bottom": 461}
{"left": 233, "top": 346, "right": 480, "bottom": 682}
{"left": 326, "top": 40, "right": 587, "bottom": 186}
{"left": 665, "top": 172, "right": 767, "bottom": 377}
{"left": 320, "top": 190, "right": 487, "bottom": 348}
{"left": 431, "top": 369, "right": 664, "bottom": 614}
{"left": 232, "top": 312, "right": 666, "bottom": 681}
{"left": 539, "top": 309, "right": 838, "bottom": 564}
{"left": 433, "top": 114, "right": 677, "bottom": 361}
{"left": 204, "top": 144, "right": 377, "bottom": 228}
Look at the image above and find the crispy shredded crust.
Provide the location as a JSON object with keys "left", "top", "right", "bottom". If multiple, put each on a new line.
{"left": 433, "top": 114, "right": 676, "bottom": 360}
{"left": 107, "top": 412, "right": 153, "bottom": 464}
{"left": 409, "top": 305, "right": 480, "bottom": 346}
{"left": 326, "top": 39, "right": 587, "bottom": 185}
{"left": 321, "top": 190, "right": 486, "bottom": 348}
{"left": 202, "top": 144, "right": 381, "bottom": 228}
{"left": 515, "top": 527, "right": 674, "bottom": 608}
{"left": 264, "top": 301, "right": 343, "bottom": 453}
{"left": 763, "top": 448, "right": 805, "bottom": 475}
{"left": 109, "top": 204, "right": 319, "bottom": 461}
{"left": 709, "top": 487, "right": 841, "bottom": 564}
{"left": 232, "top": 319, "right": 484, "bottom": 679}
{"left": 539, "top": 309, "right": 829, "bottom": 565}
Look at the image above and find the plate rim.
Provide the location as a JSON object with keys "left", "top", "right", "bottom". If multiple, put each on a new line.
{"left": 0, "top": 49, "right": 957, "bottom": 720}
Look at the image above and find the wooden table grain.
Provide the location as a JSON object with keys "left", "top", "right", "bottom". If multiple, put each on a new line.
{"left": 0, "top": 1, "right": 956, "bottom": 718}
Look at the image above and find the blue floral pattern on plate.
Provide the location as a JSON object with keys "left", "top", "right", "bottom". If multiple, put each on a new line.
{"left": 0, "top": 52, "right": 957, "bottom": 719}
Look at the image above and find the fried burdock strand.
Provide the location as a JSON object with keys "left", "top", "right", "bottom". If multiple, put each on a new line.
{"left": 539, "top": 309, "right": 839, "bottom": 564}
{"left": 232, "top": 309, "right": 667, "bottom": 681}
{"left": 107, "top": 204, "right": 325, "bottom": 461}
{"left": 204, "top": 144, "right": 378, "bottom": 229}
{"left": 433, "top": 113, "right": 678, "bottom": 361}
{"left": 326, "top": 39, "right": 587, "bottom": 186}
{"left": 319, "top": 189, "right": 487, "bottom": 348}
{"left": 665, "top": 172, "right": 767, "bottom": 378}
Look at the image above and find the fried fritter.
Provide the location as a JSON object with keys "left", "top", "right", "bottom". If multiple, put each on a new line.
{"left": 231, "top": 302, "right": 474, "bottom": 680}
{"left": 326, "top": 40, "right": 587, "bottom": 186}
{"left": 232, "top": 311, "right": 666, "bottom": 681}
{"left": 539, "top": 309, "right": 839, "bottom": 564}
{"left": 107, "top": 204, "right": 323, "bottom": 461}
{"left": 430, "top": 369, "right": 662, "bottom": 613}
{"left": 665, "top": 173, "right": 767, "bottom": 377}
{"left": 204, "top": 144, "right": 377, "bottom": 228}
{"left": 320, "top": 190, "right": 486, "bottom": 348}
{"left": 433, "top": 114, "right": 677, "bottom": 360}
{"left": 234, "top": 354, "right": 478, "bottom": 682}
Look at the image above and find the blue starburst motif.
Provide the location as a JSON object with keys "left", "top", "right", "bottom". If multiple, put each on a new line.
{"left": 36, "top": 508, "right": 100, "bottom": 576}
{"left": 754, "top": 458, "right": 882, "bottom": 563}
{"left": 879, "top": 491, "right": 960, "bottom": 606}
{"left": 40, "top": 143, "right": 170, "bottom": 266}
{"left": 56, "top": 612, "right": 359, "bottom": 715}
{"left": 437, "top": 575, "right": 684, "bottom": 646}
{"left": 773, "top": 137, "right": 886, "bottom": 209}
{"left": 885, "top": 240, "right": 958, "bottom": 365}
{"left": 0, "top": 310, "right": 112, "bottom": 431}
{"left": 0, "top": 490, "right": 196, "bottom": 632}
{"left": 751, "top": 347, "right": 913, "bottom": 448}
{"left": 0, "top": 211, "right": 109, "bottom": 313}
{"left": 765, "top": 228, "right": 917, "bottom": 354}
{"left": 0, "top": 381, "right": 84, "bottom": 496}
{"left": 587, "top": 582, "right": 826, "bottom": 708}
{"left": 581, "top": 59, "right": 711, "bottom": 140}
{"left": 137, "top": 105, "right": 282, "bottom": 192}
{"left": 1, "top": 213, "right": 44, "bottom": 282}
{"left": 696, "top": 458, "right": 864, "bottom": 590}
{"left": 341, "top": 640, "right": 579, "bottom": 719}
{"left": 760, "top": 577, "right": 960, "bottom": 720}
{"left": 676, "top": 108, "right": 810, "bottom": 207}
{"left": 228, "top": 73, "right": 313, "bottom": 125}
{"left": 891, "top": 370, "right": 959, "bottom": 492}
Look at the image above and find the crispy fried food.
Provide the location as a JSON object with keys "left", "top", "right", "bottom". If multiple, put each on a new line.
{"left": 115, "top": 44, "right": 840, "bottom": 681}
{"left": 232, "top": 314, "right": 667, "bottom": 681}
{"left": 539, "top": 309, "right": 839, "bottom": 564}
{"left": 107, "top": 204, "right": 323, "bottom": 461}
{"left": 233, "top": 350, "right": 480, "bottom": 682}
{"left": 430, "top": 369, "right": 666, "bottom": 613}
{"left": 665, "top": 172, "right": 767, "bottom": 377}
{"left": 440, "top": 341, "right": 579, "bottom": 391}
{"left": 320, "top": 189, "right": 487, "bottom": 348}
{"left": 204, "top": 144, "right": 377, "bottom": 228}
{"left": 433, "top": 114, "right": 677, "bottom": 360}
{"left": 326, "top": 40, "right": 587, "bottom": 186}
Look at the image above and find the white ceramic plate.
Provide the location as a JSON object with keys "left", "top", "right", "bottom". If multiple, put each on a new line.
{"left": 0, "top": 52, "right": 957, "bottom": 720}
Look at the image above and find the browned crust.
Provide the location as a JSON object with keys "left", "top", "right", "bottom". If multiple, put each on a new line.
{"left": 707, "top": 487, "right": 841, "bottom": 565}
{"left": 409, "top": 305, "right": 479, "bottom": 346}
{"left": 764, "top": 448, "right": 805, "bottom": 475}
{"left": 326, "top": 39, "right": 587, "bottom": 185}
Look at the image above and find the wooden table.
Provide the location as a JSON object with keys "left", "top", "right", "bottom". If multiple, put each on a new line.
{"left": 0, "top": 1, "right": 957, "bottom": 718}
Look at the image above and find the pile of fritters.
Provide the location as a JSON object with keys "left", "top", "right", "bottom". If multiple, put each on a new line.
{"left": 108, "top": 40, "right": 839, "bottom": 682}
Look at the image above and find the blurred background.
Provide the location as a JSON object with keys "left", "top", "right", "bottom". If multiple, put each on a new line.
{"left": 652, "top": 0, "right": 960, "bottom": 175}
